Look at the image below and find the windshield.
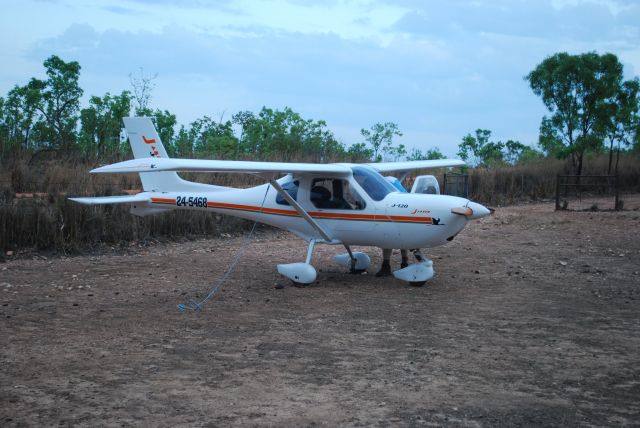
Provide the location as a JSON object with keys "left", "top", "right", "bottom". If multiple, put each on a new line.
{"left": 351, "top": 166, "right": 397, "bottom": 201}
{"left": 275, "top": 180, "right": 299, "bottom": 205}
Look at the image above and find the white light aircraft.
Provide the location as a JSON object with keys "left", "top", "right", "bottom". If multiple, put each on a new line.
{"left": 70, "top": 117, "right": 491, "bottom": 286}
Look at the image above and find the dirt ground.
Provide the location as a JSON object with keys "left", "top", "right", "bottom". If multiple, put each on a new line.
{"left": 1, "top": 196, "right": 639, "bottom": 427}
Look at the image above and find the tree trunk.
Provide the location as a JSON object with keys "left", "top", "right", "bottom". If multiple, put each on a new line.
{"left": 576, "top": 151, "right": 584, "bottom": 177}
{"left": 608, "top": 138, "right": 614, "bottom": 175}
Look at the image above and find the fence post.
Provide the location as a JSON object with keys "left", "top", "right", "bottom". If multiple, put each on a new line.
{"left": 555, "top": 175, "right": 560, "bottom": 211}
{"left": 443, "top": 173, "right": 447, "bottom": 195}
{"left": 464, "top": 174, "right": 469, "bottom": 198}
{"left": 615, "top": 175, "right": 620, "bottom": 211}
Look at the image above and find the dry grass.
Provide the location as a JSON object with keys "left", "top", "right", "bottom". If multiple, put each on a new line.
{"left": 0, "top": 156, "right": 253, "bottom": 252}
{"left": 467, "top": 156, "right": 640, "bottom": 206}
{"left": 1, "top": 153, "right": 638, "bottom": 253}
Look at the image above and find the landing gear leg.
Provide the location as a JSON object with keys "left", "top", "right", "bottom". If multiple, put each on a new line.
{"left": 306, "top": 239, "right": 316, "bottom": 264}
{"left": 333, "top": 248, "right": 371, "bottom": 273}
{"left": 344, "top": 245, "right": 366, "bottom": 274}
{"left": 411, "top": 248, "right": 424, "bottom": 262}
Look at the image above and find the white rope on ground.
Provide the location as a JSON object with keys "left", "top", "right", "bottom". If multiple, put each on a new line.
{"left": 177, "top": 183, "right": 271, "bottom": 312}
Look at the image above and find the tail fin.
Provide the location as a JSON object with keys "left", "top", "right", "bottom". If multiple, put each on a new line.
{"left": 124, "top": 117, "right": 231, "bottom": 194}
{"left": 124, "top": 117, "right": 184, "bottom": 192}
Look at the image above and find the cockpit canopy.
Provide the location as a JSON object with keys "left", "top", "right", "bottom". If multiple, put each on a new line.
{"left": 351, "top": 166, "right": 397, "bottom": 201}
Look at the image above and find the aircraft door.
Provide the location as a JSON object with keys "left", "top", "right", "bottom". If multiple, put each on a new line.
{"left": 306, "top": 177, "right": 375, "bottom": 242}
{"left": 351, "top": 167, "right": 404, "bottom": 246}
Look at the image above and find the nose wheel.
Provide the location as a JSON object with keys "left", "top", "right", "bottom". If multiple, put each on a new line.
{"left": 393, "top": 259, "right": 434, "bottom": 285}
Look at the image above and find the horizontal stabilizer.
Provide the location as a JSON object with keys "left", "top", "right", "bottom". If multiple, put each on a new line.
{"left": 69, "top": 194, "right": 150, "bottom": 205}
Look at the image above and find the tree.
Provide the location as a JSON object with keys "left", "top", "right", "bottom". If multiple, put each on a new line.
{"left": 361, "top": 122, "right": 402, "bottom": 162}
{"left": 232, "top": 107, "right": 343, "bottom": 161}
{"left": 457, "top": 129, "right": 540, "bottom": 166}
{"left": 28, "top": 55, "right": 83, "bottom": 150}
{"left": 0, "top": 96, "right": 6, "bottom": 156}
{"left": 538, "top": 117, "right": 566, "bottom": 158}
{"left": 526, "top": 52, "right": 623, "bottom": 175}
{"left": 173, "top": 125, "right": 194, "bottom": 158}
{"left": 79, "top": 91, "right": 131, "bottom": 158}
{"left": 150, "top": 109, "right": 177, "bottom": 156}
{"left": 457, "top": 129, "right": 504, "bottom": 166}
{"left": 407, "top": 147, "right": 445, "bottom": 160}
{"left": 235, "top": 107, "right": 301, "bottom": 159}
{"left": 346, "top": 142, "right": 373, "bottom": 162}
{"left": 504, "top": 140, "right": 543, "bottom": 164}
{"left": 0, "top": 84, "right": 41, "bottom": 154}
{"left": 387, "top": 143, "right": 407, "bottom": 161}
{"left": 129, "top": 67, "right": 158, "bottom": 115}
{"left": 232, "top": 110, "right": 256, "bottom": 151}
{"left": 190, "top": 116, "right": 238, "bottom": 159}
{"left": 602, "top": 78, "right": 640, "bottom": 174}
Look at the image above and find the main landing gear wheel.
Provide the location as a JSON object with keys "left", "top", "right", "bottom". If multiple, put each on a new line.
{"left": 334, "top": 250, "right": 371, "bottom": 273}
{"left": 277, "top": 262, "right": 317, "bottom": 285}
{"left": 409, "top": 281, "right": 427, "bottom": 287}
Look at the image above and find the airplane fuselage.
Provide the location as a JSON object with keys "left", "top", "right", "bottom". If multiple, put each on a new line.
{"left": 135, "top": 182, "right": 473, "bottom": 249}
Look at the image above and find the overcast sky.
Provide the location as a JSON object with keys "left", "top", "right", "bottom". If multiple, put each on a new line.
{"left": 1, "top": 0, "right": 639, "bottom": 156}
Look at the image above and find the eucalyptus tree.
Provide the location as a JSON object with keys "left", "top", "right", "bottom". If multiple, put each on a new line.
{"left": 457, "top": 129, "right": 505, "bottom": 167}
{"left": 0, "top": 84, "right": 41, "bottom": 154}
{"left": 129, "top": 67, "right": 158, "bottom": 115}
{"left": 526, "top": 52, "right": 623, "bottom": 175}
{"left": 233, "top": 107, "right": 343, "bottom": 162}
{"left": 190, "top": 116, "right": 238, "bottom": 159}
{"left": 28, "top": 55, "right": 83, "bottom": 151}
{"left": 361, "top": 122, "right": 402, "bottom": 162}
{"left": 602, "top": 78, "right": 639, "bottom": 174}
{"left": 79, "top": 91, "right": 132, "bottom": 159}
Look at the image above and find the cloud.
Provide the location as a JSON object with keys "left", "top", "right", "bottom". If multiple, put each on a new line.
{"left": 17, "top": 0, "right": 640, "bottom": 156}
{"left": 22, "top": 21, "right": 556, "bottom": 154}
{"left": 102, "top": 5, "right": 139, "bottom": 15}
{"left": 124, "top": 0, "right": 238, "bottom": 8}
{"left": 390, "top": 0, "right": 628, "bottom": 43}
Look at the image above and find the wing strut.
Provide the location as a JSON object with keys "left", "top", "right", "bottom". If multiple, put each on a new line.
{"left": 269, "top": 179, "right": 334, "bottom": 243}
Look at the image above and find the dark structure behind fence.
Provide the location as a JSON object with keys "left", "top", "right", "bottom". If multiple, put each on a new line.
{"left": 443, "top": 173, "right": 469, "bottom": 198}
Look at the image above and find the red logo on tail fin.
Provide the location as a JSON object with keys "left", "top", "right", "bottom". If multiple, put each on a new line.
{"left": 142, "top": 136, "right": 159, "bottom": 157}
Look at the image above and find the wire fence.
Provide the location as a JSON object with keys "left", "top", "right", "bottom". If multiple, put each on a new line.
{"left": 555, "top": 175, "right": 621, "bottom": 211}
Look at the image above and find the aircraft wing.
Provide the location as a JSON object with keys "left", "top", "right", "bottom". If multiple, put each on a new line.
{"left": 68, "top": 194, "right": 150, "bottom": 205}
{"left": 367, "top": 159, "right": 465, "bottom": 174}
{"left": 90, "top": 158, "right": 352, "bottom": 177}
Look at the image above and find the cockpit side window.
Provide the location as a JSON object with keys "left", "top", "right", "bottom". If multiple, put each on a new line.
{"left": 352, "top": 166, "right": 396, "bottom": 201}
{"left": 275, "top": 180, "right": 299, "bottom": 205}
{"left": 310, "top": 178, "right": 365, "bottom": 210}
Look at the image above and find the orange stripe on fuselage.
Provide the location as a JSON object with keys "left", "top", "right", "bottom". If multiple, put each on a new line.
{"left": 206, "top": 201, "right": 298, "bottom": 216}
{"left": 151, "top": 197, "right": 176, "bottom": 205}
{"left": 151, "top": 197, "right": 433, "bottom": 224}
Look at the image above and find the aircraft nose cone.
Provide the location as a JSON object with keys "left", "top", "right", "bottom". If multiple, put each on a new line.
{"left": 467, "top": 201, "right": 491, "bottom": 219}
